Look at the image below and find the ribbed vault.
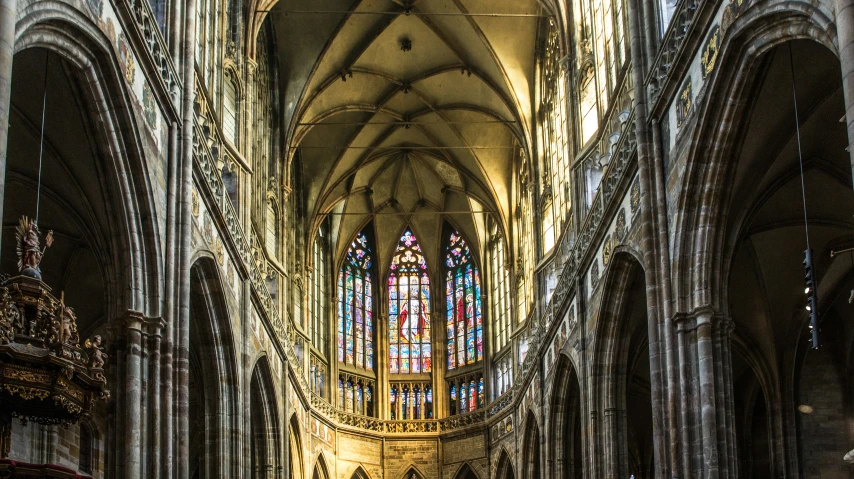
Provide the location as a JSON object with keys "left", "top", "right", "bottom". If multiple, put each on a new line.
{"left": 269, "top": 0, "right": 541, "bottom": 264}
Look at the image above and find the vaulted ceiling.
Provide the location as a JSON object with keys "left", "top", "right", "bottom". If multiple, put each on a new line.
{"left": 270, "top": 0, "right": 542, "bottom": 270}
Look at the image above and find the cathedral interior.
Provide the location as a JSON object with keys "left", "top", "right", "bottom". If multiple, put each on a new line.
{"left": 1, "top": 0, "right": 854, "bottom": 477}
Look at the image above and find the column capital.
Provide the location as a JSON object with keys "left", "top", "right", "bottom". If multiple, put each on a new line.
{"left": 672, "top": 306, "right": 720, "bottom": 330}
{"left": 118, "top": 310, "right": 146, "bottom": 333}
{"left": 143, "top": 316, "right": 166, "bottom": 337}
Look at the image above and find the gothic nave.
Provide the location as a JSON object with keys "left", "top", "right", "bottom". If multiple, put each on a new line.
{"left": 0, "top": 0, "right": 853, "bottom": 477}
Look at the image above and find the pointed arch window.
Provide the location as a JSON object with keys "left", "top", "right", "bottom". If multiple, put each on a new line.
{"left": 310, "top": 229, "right": 328, "bottom": 349}
{"left": 223, "top": 70, "right": 239, "bottom": 145}
{"left": 540, "top": 20, "right": 572, "bottom": 254}
{"left": 338, "top": 232, "right": 374, "bottom": 370}
{"left": 445, "top": 231, "right": 482, "bottom": 369}
{"left": 388, "top": 229, "right": 431, "bottom": 374}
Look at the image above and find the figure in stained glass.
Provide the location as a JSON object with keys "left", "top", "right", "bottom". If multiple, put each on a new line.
{"left": 445, "top": 230, "right": 483, "bottom": 369}
{"left": 338, "top": 232, "right": 374, "bottom": 370}
{"left": 388, "top": 229, "right": 432, "bottom": 374}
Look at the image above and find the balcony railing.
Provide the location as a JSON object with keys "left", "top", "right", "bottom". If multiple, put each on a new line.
{"left": 646, "top": 0, "right": 706, "bottom": 107}
{"left": 192, "top": 70, "right": 640, "bottom": 437}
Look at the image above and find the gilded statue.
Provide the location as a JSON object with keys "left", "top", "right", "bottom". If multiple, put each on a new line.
{"left": 55, "top": 293, "right": 79, "bottom": 346}
{"left": 15, "top": 216, "right": 53, "bottom": 280}
{"left": 84, "top": 335, "right": 107, "bottom": 369}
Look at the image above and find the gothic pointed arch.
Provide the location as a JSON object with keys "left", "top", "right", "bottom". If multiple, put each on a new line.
{"left": 250, "top": 356, "right": 281, "bottom": 478}
{"left": 289, "top": 414, "right": 305, "bottom": 479}
{"left": 189, "top": 257, "right": 241, "bottom": 478}
{"left": 400, "top": 465, "right": 426, "bottom": 479}
{"left": 350, "top": 465, "right": 372, "bottom": 479}
{"left": 12, "top": 7, "right": 166, "bottom": 317}
{"left": 590, "top": 250, "right": 655, "bottom": 478}
{"left": 338, "top": 228, "right": 376, "bottom": 371}
{"left": 312, "top": 453, "right": 331, "bottom": 479}
{"left": 549, "top": 354, "right": 584, "bottom": 478}
{"left": 388, "top": 227, "right": 432, "bottom": 375}
{"left": 452, "top": 463, "right": 479, "bottom": 479}
{"left": 521, "top": 411, "right": 541, "bottom": 479}
{"left": 496, "top": 448, "right": 515, "bottom": 479}
{"left": 444, "top": 226, "right": 483, "bottom": 369}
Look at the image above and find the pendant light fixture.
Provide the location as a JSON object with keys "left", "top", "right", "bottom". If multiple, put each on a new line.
{"left": 789, "top": 43, "right": 821, "bottom": 349}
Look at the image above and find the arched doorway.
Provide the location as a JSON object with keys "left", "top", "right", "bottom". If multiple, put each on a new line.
{"left": 288, "top": 415, "right": 305, "bottom": 479}
{"left": 251, "top": 357, "right": 281, "bottom": 478}
{"left": 452, "top": 463, "right": 479, "bottom": 479}
{"left": 549, "top": 355, "right": 583, "bottom": 478}
{"left": 592, "top": 252, "right": 655, "bottom": 478}
{"left": 495, "top": 450, "right": 515, "bottom": 479}
{"left": 713, "top": 39, "right": 854, "bottom": 476}
{"left": 2, "top": 35, "right": 160, "bottom": 474}
{"left": 311, "top": 454, "right": 330, "bottom": 479}
{"left": 521, "top": 411, "right": 541, "bottom": 479}
{"left": 188, "top": 259, "right": 239, "bottom": 478}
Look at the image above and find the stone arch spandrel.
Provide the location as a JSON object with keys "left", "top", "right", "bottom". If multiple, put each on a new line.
{"left": 13, "top": 3, "right": 166, "bottom": 317}
{"left": 667, "top": 0, "right": 836, "bottom": 314}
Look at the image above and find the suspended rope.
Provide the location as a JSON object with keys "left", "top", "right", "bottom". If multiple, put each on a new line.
{"left": 790, "top": 43, "right": 821, "bottom": 349}
{"left": 35, "top": 50, "right": 49, "bottom": 225}
{"left": 789, "top": 44, "right": 810, "bottom": 251}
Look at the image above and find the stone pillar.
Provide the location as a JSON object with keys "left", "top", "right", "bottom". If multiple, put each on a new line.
{"left": 675, "top": 308, "right": 737, "bottom": 479}
{"left": 835, "top": 0, "right": 854, "bottom": 186}
{"left": 603, "top": 407, "right": 620, "bottom": 479}
{"left": 695, "top": 310, "right": 719, "bottom": 479}
{"left": 148, "top": 318, "right": 165, "bottom": 478}
{"left": 124, "top": 313, "right": 145, "bottom": 479}
{"left": 0, "top": 0, "right": 14, "bottom": 247}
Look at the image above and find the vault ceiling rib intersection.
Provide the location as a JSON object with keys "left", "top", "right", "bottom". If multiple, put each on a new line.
{"left": 273, "top": 0, "right": 541, "bottom": 268}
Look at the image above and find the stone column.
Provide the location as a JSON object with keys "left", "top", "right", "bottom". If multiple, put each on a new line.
{"left": 148, "top": 318, "right": 165, "bottom": 479}
{"left": 124, "top": 312, "right": 146, "bottom": 479}
{"left": 835, "top": 0, "right": 854, "bottom": 186}
{"left": 675, "top": 308, "right": 737, "bottom": 479}
{"left": 0, "top": 0, "right": 15, "bottom": 247}
{"left": 695, "top": 309, "right": 719, "bottom": 479}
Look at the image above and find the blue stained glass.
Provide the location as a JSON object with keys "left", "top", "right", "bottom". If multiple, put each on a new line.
{"left": 389, "top": 228, "right": 431, "bottom": 375}
{"left": 445, "top": 230, "right": 484, "bottom": 397}
{"left": 338, "top": 232, "right": 374, "bottom": 370}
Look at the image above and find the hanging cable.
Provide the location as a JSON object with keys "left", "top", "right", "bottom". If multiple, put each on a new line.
{"left": 790, "top": 43, "right": 821, "bottom": 349}
{"left": 35, "top": 50, "right": 49, "bottom": 225}
{"left": 789, "top": 44, "right": 810, "bottom": 250}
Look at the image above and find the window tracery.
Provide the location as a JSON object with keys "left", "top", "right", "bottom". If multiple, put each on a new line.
{"left": 448, "top": 373, "right": 484, "bottom": 415}
{"left": 338, "top": 374, "right": 374, "bottom": 416}
{"left": 494, "top": 354, "right": 513, "bottom": 398}
{"left": 445, "top": 230, "right": 482, "bottom": 369}
{"left": 540, "top": 22, "right": 571, "bottom": 253}
{"left": 223, "top": 70, "right": 238, "bottom": 145}
{"left": 516, "top": 182, "right": 535, "bottom": 323}
{"left": 310, "top": 228, "right": 328, "bottom": 355}
{"left": 338, "top": 232, "right": 374, "bottom": 370}
{"left": 487, "top": 226, "right": 511, "bottom": 355}
{"left": 389, "top": 382, "right": 432, "bottom": 420}
{"left": 388, "top": 229, "right": 431, "bottom": 375}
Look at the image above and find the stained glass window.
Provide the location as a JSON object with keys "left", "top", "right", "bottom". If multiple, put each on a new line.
{"left": 338, "top": 232, "right": 374, "bottom": 370}
{"left": 540, "top": 20, "right": 572, "bottom": 254}
{"left": 489, "top": 226, "right": 512, "bottom": 354}
{"left": 310, "top": 231, "right": 327, "bottom": 350}
{"left": 338, "top": 376, "right": 374, "bottom": 416}
{"left": 445, "top": 231, "right": 482, "bottom": 369}
{"left": 448, "top": 374, "right": 484, "bottom": 415}
{"left": 388, "top": 229, "right": 431, "bottom": 374}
